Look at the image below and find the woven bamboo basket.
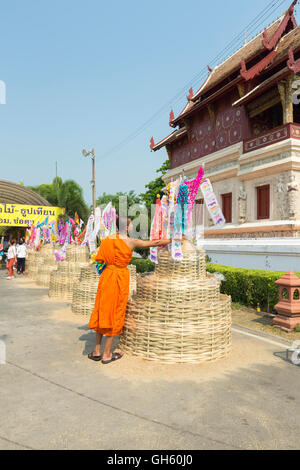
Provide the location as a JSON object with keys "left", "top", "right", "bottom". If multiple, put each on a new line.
{"left": 57, "top": 261, "right": 88, "bottom": 274}
{"left": 128, "top": 264, "right": 137, "bottom": 297}
{"left": 120, "top": 241, "right": 232, "bottom": 364}
{"left": 72, "top": 264, "right": 137, "bottom": 316}
{"left": 25, "top": 251, "right": 38, "bottom": 275}
{"left": 135, "top": 274, "right": 220, "bottom": 304}
{"left": 39, "top": 244, "right": 55, "bottom": 260}
{"left": 28, "top": 255, "right": 44, "bottom": 280}
{"left": 66, "top": 244, "right": 89, "bottom": 263}
{"left": 72, "top": 281, "right": 99, "bottom": 315}
{"left": 41, "top": 243, "right": 54, "bottom": 252}
{"left": 36, "top": 259, "right": 58, "bottom": 287}
{"left": 49, "top": 261, "right": 88, "bottom": 300}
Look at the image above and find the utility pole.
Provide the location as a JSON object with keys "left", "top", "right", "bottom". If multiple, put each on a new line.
{"left": 82, "top": 148, "right": 96, "bottom": 214}
{"left": 91, "top": 148, "right": 96, "bottom": 215}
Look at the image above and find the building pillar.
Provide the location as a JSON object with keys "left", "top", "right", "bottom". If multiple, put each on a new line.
{"left": 278, "top": 76, "right": 294, "bottom": 124}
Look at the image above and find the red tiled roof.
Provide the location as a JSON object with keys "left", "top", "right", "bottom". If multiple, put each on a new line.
{"left": 172, "top": 15, "right": 299, "bottom": 126}
{"left": 192, "top": 17, "right": 283, "bottom": 101}
{"left": 155, "top": 3, "right": 299, "bottom": 152}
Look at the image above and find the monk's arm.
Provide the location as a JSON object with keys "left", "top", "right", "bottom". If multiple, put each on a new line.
{"left": 132, "top": 238, "right": 171, "bottom": 249}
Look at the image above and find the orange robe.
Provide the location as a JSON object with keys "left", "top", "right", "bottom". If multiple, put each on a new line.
{"left": 88, "top": 234, "right": 133, "bottom": 337}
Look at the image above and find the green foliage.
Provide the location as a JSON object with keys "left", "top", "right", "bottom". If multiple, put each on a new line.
{"left": 94, "top": 160, "right": 170, "bottom": 239}
{"left": 57, "top": 179, "right": 89, "bottom": 222}
{"left": 29, "top": 177, "right": 89, "bottom": 223}
{"left": 134, "top": 246, "right": 150, "bottom": 259}
{"left": 96, "top": 191, "right": 141, "bottom": 213}
{"left": 294, "top": 326, "right": 300, "bottom": 333}
{"left": 206, "top": 263, "right": 291, "bottom": 312}
{"left": 140, "top": 160, "right": 170, "bottom": 214}
{"left": 130, "top": 257, "right": 155, "bottom": 273}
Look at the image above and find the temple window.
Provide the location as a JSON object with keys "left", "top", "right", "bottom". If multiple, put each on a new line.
{"left": 221, "top": 193, "right": 232, "bottom": 223}
{"left": 257, "top": 185, "right": 270, "bottom": 220}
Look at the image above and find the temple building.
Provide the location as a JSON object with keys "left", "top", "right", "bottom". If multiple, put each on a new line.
{"left": 151, "top": 1, "right": 300, "bottom": 239}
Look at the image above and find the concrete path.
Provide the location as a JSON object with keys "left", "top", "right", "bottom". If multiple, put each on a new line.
{"left": 0, "top": 271, "right": 299, "bottom": 450}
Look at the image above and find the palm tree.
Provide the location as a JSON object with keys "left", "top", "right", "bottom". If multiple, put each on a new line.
{"left": 29, "top": 178, "right": 89, "bottom": 222}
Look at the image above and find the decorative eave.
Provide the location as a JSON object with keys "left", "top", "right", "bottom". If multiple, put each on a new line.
{"left": 287, "top": 47, "right": 300, "bottom": 72}
{"left": 191, "top": 68, "right": 215, "bottom": 102}
{"left": 151, "top": 127, "right": 188, "bottom": 152}
{"left": 232, "top": 66, "right": 291, "bottom": 107}
{"left": 240, "top": 49, "right": 278, "bottom": 81}
{"left": 263, "top": 0, "right": 297, "bottom": 50}
{"left": 170, "top": 100, "right": 196, "bottom": 127}
{"left": 189, "top": 17, "right": 284, "bottom": 103}
{"left": 171, "top": 75, "right": 242, "bottom": 126}
{"left": 240, "top": 1, "right": 298, "bottom": 81}
{"left": 172, "top": 19, "right": 289, "bottom": 125}
{"left": 169, "top": 110, "right": 175, "bottom": 128}
{"left": 186, "top": 87, "right": 194, "bottom": 101}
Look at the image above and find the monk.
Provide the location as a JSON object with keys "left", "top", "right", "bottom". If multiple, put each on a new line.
{"left": 88, "top": 216, "right": 171, "bottom": 364}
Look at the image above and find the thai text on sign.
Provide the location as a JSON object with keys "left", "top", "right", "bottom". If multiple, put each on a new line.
{"left": 0, "top": 203, "right": 64, "bottom": 227}
{"left": 200, "top": 178, "right": 226, "bottom": 227}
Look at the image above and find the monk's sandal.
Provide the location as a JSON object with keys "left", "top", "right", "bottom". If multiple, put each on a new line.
{"left": 102, "top": 352, "right": 123, "bottom": 365}
{"left": 88, "top": 353, "right": 102, "bottom": 362}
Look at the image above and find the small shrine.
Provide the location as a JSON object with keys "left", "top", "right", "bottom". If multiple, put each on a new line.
{"left": 273, "top": 271, "right": 300, "bottom": 331}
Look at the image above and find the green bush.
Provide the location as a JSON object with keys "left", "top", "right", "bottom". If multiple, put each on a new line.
{"left": 206, "top": 263, "right": 295, "bottom": 312}
{"left": 130, "top": 257, "right": 155, "bottom": 274}
{"left": 134, "top": 246, "right": 150, "bottom": 259}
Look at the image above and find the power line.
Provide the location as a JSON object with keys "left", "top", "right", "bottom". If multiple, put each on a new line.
{"left": 99, "top": 0, "right": 293, "bottom": 160}
{"left": 169, "top": 0, "right": 289, "bottom": 106}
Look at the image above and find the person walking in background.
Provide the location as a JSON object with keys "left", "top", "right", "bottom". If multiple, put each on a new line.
{"left": 16, "top": 239, "right": 27, "bottom": 274}
{"left": 6, "top": 240, "right": 17, "bottom": 280}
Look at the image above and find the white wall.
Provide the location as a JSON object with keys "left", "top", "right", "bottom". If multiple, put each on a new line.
{"left": 202, "top": 238, "right": 300, "bottom": 272}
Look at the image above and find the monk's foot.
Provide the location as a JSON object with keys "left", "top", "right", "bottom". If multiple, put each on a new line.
{"left": 88, "top": 351, "right": 102, "bottom": 362}
{"left": 102, "top": 352, "right": 123, "bottom": 365}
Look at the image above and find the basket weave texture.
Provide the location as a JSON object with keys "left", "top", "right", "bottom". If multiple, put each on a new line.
{"left": 26, "top": 251, "right": 38, "bottom": 276}
{"left": 71, "top": 264, "right": 137, "bottom": 316}
{"left": 27, "top": 244, "right": 56, "bottom": 281}
{"left": 71, "top": 266, "right": 99, "bottom": 315}
{"left": 36, "top": 259, "right": 58, "bottom": 287}
{"left": 66, "top": 245, "right": 89, "bottom": 263}
{"left": 120, "top": 240, "right": 232, "bottom": 364}
{"left": 49, "top": 261, "right": 88, "bottom": 301}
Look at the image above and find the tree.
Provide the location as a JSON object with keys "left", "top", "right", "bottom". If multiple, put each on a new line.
{"left": 96, "top": 190, "right": 141, "bottom": 213}
{"left": 140, "top": 159, "right": 170, "bottom": 214}
{"left": 57, "top": 180, "right": 89, "bottom": 222}
{"left": 29, "top": 178, "right": 89, "bottom": 222}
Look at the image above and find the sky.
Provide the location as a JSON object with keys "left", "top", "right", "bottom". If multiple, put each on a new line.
{"left": 0, "top": 0, "right": 298, "bottom": 207}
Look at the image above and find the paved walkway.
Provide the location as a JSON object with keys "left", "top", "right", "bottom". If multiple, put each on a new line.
{"left": 0, "top": 271, "right": 299, "bottom": 450}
